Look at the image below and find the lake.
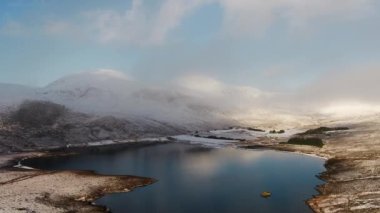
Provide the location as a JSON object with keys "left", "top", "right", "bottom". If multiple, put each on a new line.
{"left": 23, "top": 142, "right": 325, "bottom": 213}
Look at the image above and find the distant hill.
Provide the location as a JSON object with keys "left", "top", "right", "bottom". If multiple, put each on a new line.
{"left": 0, "top": 100, "right": 185, "bottom": 153}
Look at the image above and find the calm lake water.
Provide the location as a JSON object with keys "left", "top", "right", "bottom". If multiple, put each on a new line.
{"left": 23, "top": 143, "right": 325, "bottom": 213}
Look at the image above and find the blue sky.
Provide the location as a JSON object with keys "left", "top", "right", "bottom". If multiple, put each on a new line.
{"left": 0, "top": 0, "right": 379, "bottom": 92}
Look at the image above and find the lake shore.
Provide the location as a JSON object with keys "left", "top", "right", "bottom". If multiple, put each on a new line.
{"left": 0, "top": 151, "right": 155, "bottom": 213}
{"left": 1, "top": 119, "right": 379, "bottom": 213}
{"left": 240, "top": 120, "right": 380, "bottom": 213}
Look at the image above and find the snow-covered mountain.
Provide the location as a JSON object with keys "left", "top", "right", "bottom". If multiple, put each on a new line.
{"left": 0, "top": 70, "right": 316, "bottom": 129}
{"left": 33, "top": 70, "right": 233, "bottom": 129}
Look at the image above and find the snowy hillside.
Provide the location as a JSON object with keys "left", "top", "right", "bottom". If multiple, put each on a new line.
{"left": 1, "top": 69, "right": 360, "bottom": 130}
{"left": 34, "top": 70, "right": 234, "bottom": 129}
{"left": 0, "top": 70, "right": 318, "bottom": 130}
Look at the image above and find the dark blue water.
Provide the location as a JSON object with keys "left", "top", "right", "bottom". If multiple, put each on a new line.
{"left": 23, "top": 143, "right": 325, "bottom": 213}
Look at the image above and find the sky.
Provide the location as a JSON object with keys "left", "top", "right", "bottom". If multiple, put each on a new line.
{"left": 0, "top": 0, "right": 380, "bottom": 98}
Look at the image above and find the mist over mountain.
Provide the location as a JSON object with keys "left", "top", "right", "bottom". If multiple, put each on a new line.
{"left": 1, "top": 69, "right": 379, "bottom": 130}
{"left": 0, "top": 83, "right": 36, "bottom": 111}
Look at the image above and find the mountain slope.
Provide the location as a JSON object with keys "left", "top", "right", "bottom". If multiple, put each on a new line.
{"left": 0, "top": 100, "right": 185, "bottom": 153}
{"left": 0, "top": 70, "right": 316, "bottom": 130}
{"left": 36, "top": 71, "right": 238, "bottom": 129}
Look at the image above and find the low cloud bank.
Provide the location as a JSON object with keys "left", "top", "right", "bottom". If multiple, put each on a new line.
{"left": 294, "top": 64, "right": 380, "bottom": 117}
{"left": 1, "top": 67, "right": 379, "bottom": 129}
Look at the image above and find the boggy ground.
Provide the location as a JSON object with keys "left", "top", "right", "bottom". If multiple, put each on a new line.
{"left": 241, "top": 120, "right": 380, "bottom": 213}
{"left": 0, "top": 153, "right": 155, "bottom": 213}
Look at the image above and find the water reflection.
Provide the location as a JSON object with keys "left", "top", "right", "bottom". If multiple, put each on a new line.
{"left": 24, "top": 143, "right": 325, "bottom": 213}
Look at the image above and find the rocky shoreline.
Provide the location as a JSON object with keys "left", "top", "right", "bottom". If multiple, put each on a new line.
{"left": 0, "top": 151, "right": 155, "bottom": 213}
{"left": 240, "top": 121, "right": 380, "bottom": 213}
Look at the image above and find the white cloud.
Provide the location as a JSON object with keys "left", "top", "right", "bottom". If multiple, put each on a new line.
{"left": 288, "top": 62, "right": 380, "bottom": 117}
{"left": 219, "top": 0, "right": 278, "bottom": 37}
{"left": 218, "top": 0, "right": 375, "bottom": 37}
{"left": 320, "top": 102, "right": 380, "bottom": 117}
{"left": 28, "top": 0, "right": 211, "bottom": 45}
{"left": 93, "top": 69, "right": 132, "bottom": 81}
{"left": 174, "top": 74, "right": 269, "bottom": 112}
{"left": 83, "top": 0, "right": 208, "bottom": 45}
{"left": 12, "top": 0, "right": 373, "bottom": 45}
{"left": 176, "top": 74, "right": 223, "bottom": 94}
{"left": 84, "top": 0, "right": 147, "bottom": 44}
{"left": 303, "top": 63, "right": 380, "bottom": 103}
{"left": 149, "top": 0, "right": 209, "bottom": 44}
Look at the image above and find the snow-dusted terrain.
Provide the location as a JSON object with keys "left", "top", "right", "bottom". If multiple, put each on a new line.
{"left": 172, "top": 135, "right": 239, "bottom": 148}
{"left": 172, "top": 127, "right": 305, "bottom": 148}
{"left": 209, "top": 128, "right": 302, "bottom": 140}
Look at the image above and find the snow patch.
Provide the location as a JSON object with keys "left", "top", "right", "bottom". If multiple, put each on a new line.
{"left": 210, "top": 128, "right": 303, "bottom": 140}
{"left": 172, "top": 135, "right": 238, "bottom": 148}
